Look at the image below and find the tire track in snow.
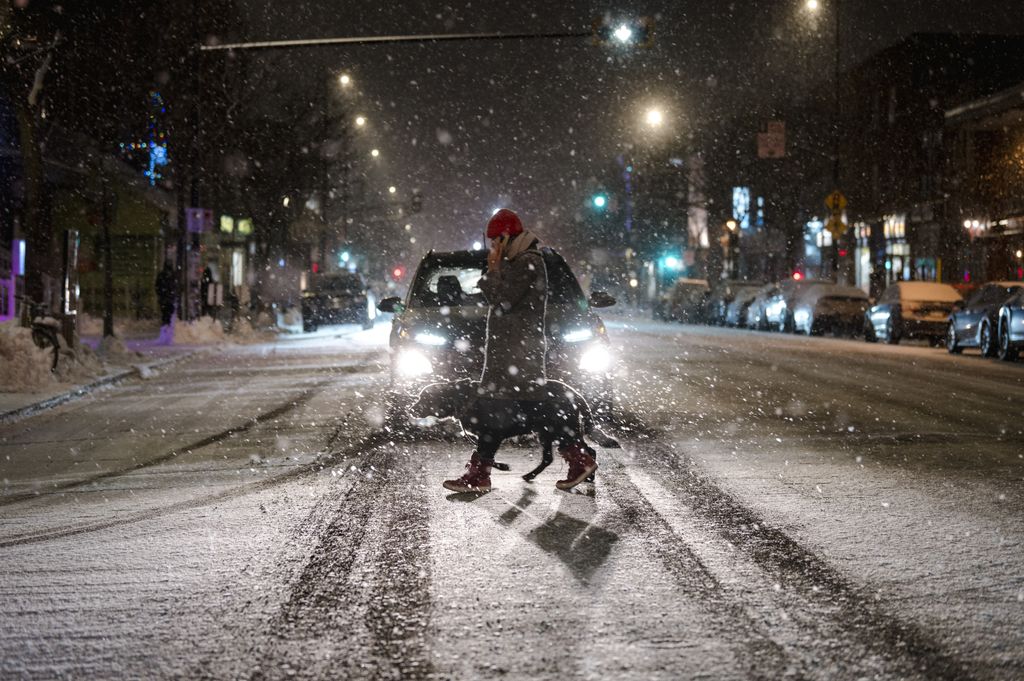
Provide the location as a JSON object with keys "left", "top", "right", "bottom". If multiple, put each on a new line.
{"left": 0, "top": 427, "right": 390, "bottom": 549}
{"left": 0, "top": 383, "right": 329, "bottom": 509}
{"left": 246, "top": 443, "right": 434, "bottom": 681}
{"left": 596, "top": 457, "right": 793, "bottom": 679}
{"left": 608, "top": 430, "right": 974, "bottom": 680}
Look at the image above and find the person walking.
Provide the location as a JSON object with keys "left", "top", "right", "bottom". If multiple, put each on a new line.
{"left": 443, "top": 209, "right": 598, "bottom": 494}
{"left": 155, "top": 261, "right": 177, "bottom": 342}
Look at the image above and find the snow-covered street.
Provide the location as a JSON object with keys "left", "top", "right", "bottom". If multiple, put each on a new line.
{"left": 1, "top": 317, "right": 1021, "bottom": 680}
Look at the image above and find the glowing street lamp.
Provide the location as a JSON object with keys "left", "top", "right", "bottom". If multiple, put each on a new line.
{"left": 338, "top": 73, "right": 351, "bottom": 87}
{"left": 355, "top": 115, "right": 366, "bottom": 127}
{"left": 805, "top": 0, "right": 820, "bottom": 11}
{"left": 645, "top": 108, "right": 664, "bottom": 127}
{"left": 388, "top": 185, "right": 397, "bottom": 194}
{"left": 370, "top": 148, "right": 380, "bottom": 158}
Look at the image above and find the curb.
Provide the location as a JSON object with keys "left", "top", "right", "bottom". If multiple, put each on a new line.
{"left": 0, "top": 350, "right": 199, "bottom": 425}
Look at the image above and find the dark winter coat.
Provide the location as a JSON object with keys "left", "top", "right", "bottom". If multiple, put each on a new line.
{"left": 477, "top": 231, "right": 550, "bottom": 399}
{"left": 155, "top": 266, "right": 177, "bottom": 307}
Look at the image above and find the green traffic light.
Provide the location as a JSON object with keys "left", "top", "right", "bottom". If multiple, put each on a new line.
{"left": 592, "top": 194, "right": 608, "bottom": 209}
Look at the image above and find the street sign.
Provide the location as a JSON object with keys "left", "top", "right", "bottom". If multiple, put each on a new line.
{"left": 824, "top": 191, "right": 847, "bottom": 213}
{"left": 825, "top": 216, "right": 847, "bottom": 239}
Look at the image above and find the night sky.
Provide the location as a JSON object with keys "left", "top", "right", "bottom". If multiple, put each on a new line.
{"left": 234, "top": 1, "right": 1024, "bottom": 256}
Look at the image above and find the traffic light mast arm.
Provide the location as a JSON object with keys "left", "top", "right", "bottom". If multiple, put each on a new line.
{"left": 199, "top": 20, "right": 653, "bottom": 52}
{"left": 200, "top": 30, "right": 592, "bottom": 52}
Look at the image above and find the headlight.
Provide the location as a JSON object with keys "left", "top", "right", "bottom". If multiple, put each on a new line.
{"left": 414, "top": 332, "right": 447, "bottom": 346}
{"left": 562, "top": 328, "right": 594, "bottom": 343}
{"left": 794, "top": 309, "right": 810, "bottom": 325}
{"left": 579, "top": 345, "right": 612, "bottom": 373}
{"left": 396, "top": 348, "right": 433, "bottom": 377}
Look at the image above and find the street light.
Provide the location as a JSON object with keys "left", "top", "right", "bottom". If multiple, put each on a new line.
{"left": 370, "top": 148, "right": 380, "bottom": 158}
{"left": 355, "top": 115, "right": 366, "bottom": 127}
{"left": 805, "top": 0, "right": 819, "bottom": 11}
{"left": 338, "top": 73, "right": 351, "bottom": 87}
{"left": 388, "top": 185, "right": 397, "bottom": 194}
{"left": 645, "top": 108, "right": 664, "bottom": 127}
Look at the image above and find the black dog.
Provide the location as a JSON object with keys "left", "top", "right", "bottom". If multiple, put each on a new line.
{"left": 410, "top": 379, "right": 615, "bottom": 481}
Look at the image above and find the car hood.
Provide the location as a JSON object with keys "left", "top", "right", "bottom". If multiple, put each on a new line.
{"left": 398, "top": 304, "right": 597, "bottom": 343}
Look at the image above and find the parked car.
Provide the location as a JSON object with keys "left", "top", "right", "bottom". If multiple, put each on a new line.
{"left": 745, "top": 282, "right": 781, "bottom": 330}
{"left": 996, "top": 286, "right": 1024, "bottom": 361}
{"left": 865, "top": 281, "right": 962, "bottom": 345}
{"left": 763, "top": 278, "right": 831, "bottom": 332}
{"left": 791, "top": 283, "right": 870, "bottom": 336}
{"left": 301, "top": 272, "right": 375, "bottom": 332}
{"left": 705, "top": 280, "right": 763, "bottom": 326}
{"left": 725, "top": 285, "right": 761, "bottom": 328}
{"left": 378, "top": 248, "right": 616, "bottom": 420}
{"left": 654, "top": 278, "right": 709, "bottom": 323}
{"left": 945, "top": 281, "right": 1024, "bottom": 356}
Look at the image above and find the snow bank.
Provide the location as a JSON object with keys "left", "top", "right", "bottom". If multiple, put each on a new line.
{"left": 78, "top": 312, "right": 160, "bottom": 339}
{"left": 173, "top": 316, "right": 229, "bottom": 345}
{"left": 0, "top": 320, "right": 57, "bottom": 391}
{"left": 98, "top": 334, "right": 144, "bottom": 361}
{"left": 0, "top": 319, "right": 107, "bottom": 392}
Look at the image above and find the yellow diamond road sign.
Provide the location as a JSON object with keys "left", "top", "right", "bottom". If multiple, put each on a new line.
{"left": 824, "top": 190, "right": 847, "bottom": 213}
{"left": 825, "top": 216, "right": 847, "bottom": 239}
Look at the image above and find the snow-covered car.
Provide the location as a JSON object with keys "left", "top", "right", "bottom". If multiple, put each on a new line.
{"left": 945, "top": 281, "right": 1024, "bottom": 356}
{"left": 377, "top": 248, "right": 616, "bottom": 423}
{"left": 725, "top": 286, "right": 761, "bottom": 327}
{"left": 300, "top": 272, "right": 375, "bottom": 332}
{"left": 996, "top": 287, "right": 1024, "bottom": 361}
{"left": 791, "top": 283, "right": 870, "bottom": 336}
{"left": 705, "top": 280, "right": 763, "bottom": 326}
{"left": 763, "top": 278, "right": 831, "bottom": 332}
{"left": 745, "top": 282, "right": 781, "bottom": 330}
{"left": 865, "top": 281, "right": 962, "bottom": 345}
{"left": 654, "top": 278, "right": 709, "bottom": 323}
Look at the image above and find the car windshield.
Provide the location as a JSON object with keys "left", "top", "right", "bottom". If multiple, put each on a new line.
{"left": 409, "top": 256, "right": 486, "bottom": 309}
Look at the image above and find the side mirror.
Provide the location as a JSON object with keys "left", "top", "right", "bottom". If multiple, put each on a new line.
{"left": 377, "top": 296, "right": 405, "bottom": 314}
{"left": 589, "top": 291, "right": 616, "bottom": 308}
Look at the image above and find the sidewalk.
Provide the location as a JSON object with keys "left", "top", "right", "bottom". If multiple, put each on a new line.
{"left": 0, "top": 338, "right": 200, "bottom": 424}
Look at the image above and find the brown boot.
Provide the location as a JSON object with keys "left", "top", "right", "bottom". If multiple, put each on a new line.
{"left": 555, "top": 441, "right": 598, "bottom": 491}
{"left": 443, "top": 452, "right": 492, "bottom": 493}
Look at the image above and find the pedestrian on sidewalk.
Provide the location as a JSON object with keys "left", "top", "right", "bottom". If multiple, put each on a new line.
{"left": 443, "top": 209, "right": 598, "bottom": 494}
{"left": 155, "top": 261, "right": 177, "bottom": 343}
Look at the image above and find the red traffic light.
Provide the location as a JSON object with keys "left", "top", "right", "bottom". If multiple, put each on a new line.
{"left": 391, "top": 266, "right": 405, "bottom": 280}
{"left": 792, "top": 271, "right": 804, "bottom": 281}
{"left": 312, "top": 262, "right": 320, "bottom": 274}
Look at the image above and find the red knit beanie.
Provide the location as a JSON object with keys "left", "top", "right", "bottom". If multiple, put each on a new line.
{"left": 485, "top": 209, "right": 524, "bottom": 239}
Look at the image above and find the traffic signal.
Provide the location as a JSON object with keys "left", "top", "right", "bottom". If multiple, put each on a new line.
{"left": 391, "top": 265, "right": 406, "bottom": 281}
{"left": 592, "top": 17, "right": 654, "bottom": 47}
{"left": 410, "top": 190, "right": 423, "bottom": 213}
{"left": 592, "top": 193, "right": 609, "bottom": 210}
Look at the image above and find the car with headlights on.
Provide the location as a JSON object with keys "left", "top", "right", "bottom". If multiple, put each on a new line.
{"left": 377, "top": 248, "right": 616, "bottom": 423}
{"left": 945, "top": 281, "right": 1024, "bottom": 356}
{"left": 790, "top": 283, "right": 870, "bottom": 336}
{"left": 300, "top": 272, "right": 375, "bottom": 332}
{"left": 865, "top": 281, "right": 962, "bottom": 345}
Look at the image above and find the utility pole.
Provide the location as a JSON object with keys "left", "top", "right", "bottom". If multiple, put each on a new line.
{"left": 831, "top": 0, "right": 842, "bottom": 280}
